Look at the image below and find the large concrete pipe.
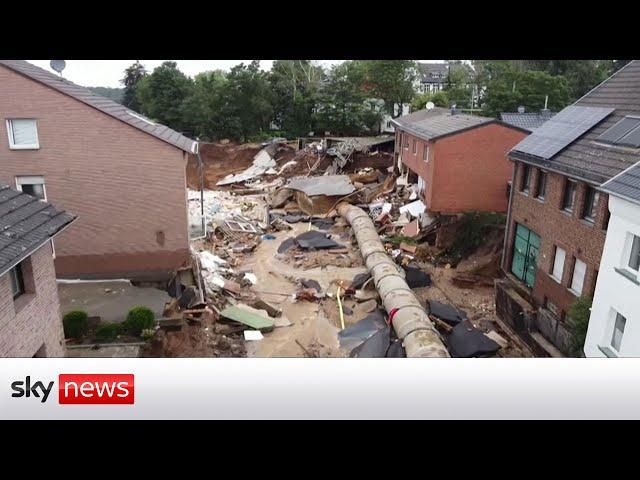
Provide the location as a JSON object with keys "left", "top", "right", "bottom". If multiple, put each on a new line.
{"left": 337, "top": 202, "right": 449, "bottom": 358}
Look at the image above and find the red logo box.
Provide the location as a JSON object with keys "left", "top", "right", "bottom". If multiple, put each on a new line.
{"left": 58, "top": 374, "right": 135, "bottom": 404}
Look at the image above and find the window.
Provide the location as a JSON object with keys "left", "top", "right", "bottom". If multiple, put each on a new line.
{"left": 570, "top": 257, "right": 586, "bottom": 295}
{"left": 535, "top": 170, "right": 547, "bottom": 200}
{"left": 520, "top": 165, "right": 531, "bottom": 193}
{"left": 6, "top": 119, "right": 39, "bottom": 149}
{"left": 562, "top": 179, "right": 576, "bottom": 212}
{"left": 545, "top": 297, "right": 559, "bottom": 317}
{"left": 551, "top": 246, "right": 566, "bottom": 282}
{"left": 611, "top": 312, "right": 626, "bottom": 352}
{"left": 412, "top": 139, "right": 417, "bottom": 154}
{"left": 582, "top": 186, "right": 600, "bottom": 222}
{"left": 16, "top": 176, "right": 46, "bottom": 200}
{"left": 403, "top": 134, "right": 409, "bottom": 150}
{"left": 9, "top": 264, "right": 25, "bottom": 299}
{"left": 423, "top": 145, "right": 429, "bottom": 162}
{"left": 627, "top": 235, "right": 640, "bottom": 272}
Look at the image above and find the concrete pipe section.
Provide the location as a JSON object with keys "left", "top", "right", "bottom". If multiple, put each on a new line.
{"left": 337, "top": 202, "right": 449, "bottom": 358}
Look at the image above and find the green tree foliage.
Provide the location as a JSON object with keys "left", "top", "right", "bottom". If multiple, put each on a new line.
{"left": 121, "top": 61, "right": 147, "bottom": 111}
{"left": 443, "top": 61, "right": 476, "bottom": 110}
{"left": 218, "top": 61, "right": 274, "bottom": 142}
{"left": 314, "top": 61, "right": 381, "bottom": 136}
{"left": 411, "top": 90, "right": 449, "bottom": 111}
{"left": 123, "top": 306, "right": 155, "bottom": 337}
{"left": 566, "top": 297, "right": 593, "bottom": 357}
{"left": 180, "top": 70, "right": 228, "bottom": 141}
{"left": 474, "top": 61, "right": 571, "bottom": 117}
{"left": 269, "top": 60, "right": 323, "bottom": 137}
{"left": 136, "top": 61, "right": 194, "bottom": 132}
{"left": 360, "top": 60, "right": 416, "bottom": 117}
{"left": 62, "top": 310, "right": 89, "bottom": 339}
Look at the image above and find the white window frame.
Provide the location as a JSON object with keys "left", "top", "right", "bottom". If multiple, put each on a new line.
{"left": 620, "top": 233, "right": 640, "bottom": 280}
{"left": 570, "top": 257, "right": 587, "bottom": 295}
{"left": 551, "top": 246, "right": 566, "bottom": 283}
{"left": 610, "top": 310, "right": 627, "bottom": 353}
{"left": 423, "top": 144, "right": 429, "bottom": 163}
{"left": 15, "top": 175, "right": 47, "bottom": 201}
{"left": 6, "top": 119, "right": 40, "bottom": 150}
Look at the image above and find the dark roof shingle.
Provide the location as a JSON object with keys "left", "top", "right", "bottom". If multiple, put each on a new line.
{"left": 600, "top": 161, "right": 640, "bottom": 205}
{"left": 509, "top": 60, "right": 640, "bottom": 185}
{"left": 500, "top": 111, "right": 555, "bottom": 131}
{"left": 0, "top": 183, "right": 76, "bottom": 276}
{"left": 392, "top": 107, "right": 512, "bottom": 141}
{"left": 0, "top": 60, "right": 197, "bottom": 154}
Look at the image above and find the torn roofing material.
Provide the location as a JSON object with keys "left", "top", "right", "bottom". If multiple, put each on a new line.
{"left": 499, "top": 111, "right": 555, "bottom": 132}
{"left": 391, "top": 107, "right": 516, "bottom": 142}
{"left": 0, "top": 60, "right": 198, "bottom": 154}
{"left": 0, "top": 182, "right": 77, "bottom": 276}
{"left": 286, "top": 175, "right": 355, "bottom": 197}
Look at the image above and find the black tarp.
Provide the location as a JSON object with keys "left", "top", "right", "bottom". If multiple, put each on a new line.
{"left": 349, "top": 326, "right": 391, "bottom": 358}
{"left": 404, "top": 266, "right": 432, "bottom": 288}
{"left": 349, "top": 272, "right": 372, "bottom": 290}
{"left": 277, "top": 237, "right": 296, "bottom": 254}
{"left": 428, "top": 300, "right": 467, "bottom": 325}
{"left": 294, "top": 231, "right": 343, "bottom": 250}
{"left": 301, "top": 279, "right": 321, "bottom": 292}
{"left": 446, "top": 320, "right": 501, "bottom": 358}
{"left": 338, "top": 309, "right": 387, "bottom": 351}
{"left": 386, "top": 339, "right": 406, "bottom": 357}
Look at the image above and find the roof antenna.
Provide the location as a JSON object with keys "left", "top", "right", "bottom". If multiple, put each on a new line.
{"left": 544, "top": 95, "right": 549, "bottom": 110}
{"left": 50, "top": 60, "right": 66, "bottom": 78}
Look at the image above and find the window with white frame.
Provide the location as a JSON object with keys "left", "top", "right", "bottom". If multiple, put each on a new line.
{"left": 570, "top": 257, "right": 586, "bottom": 295}
{"left": 551, "top": 246, "right": 566, "bottom": 282}
{"left": 626, "top": 234, "right": 640, "bottom": 274}
{"left": 423, "top": 145, "right": 429, "bottom": 162}
{"left": 6, "top": 119, "right": 39, "bottom": 149}
{"left": 611, "top": 312, "right": 627, "bottom": 352}
{"left": 16, "top": 176, "right": 46, "bottom": 200}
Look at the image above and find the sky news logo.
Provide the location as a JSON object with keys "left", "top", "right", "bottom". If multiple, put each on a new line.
{"left": 10, "top": 374, "right": 134, "bottom": 404}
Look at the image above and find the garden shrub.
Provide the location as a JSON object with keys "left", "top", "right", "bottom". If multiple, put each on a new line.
{"left": 566, "top": 297, "right": 592, "bottom": 357}
{"left": 62, "top": 310, "right": 89, "bottom": 339}
{"left": 123, "top": 306, "right": 155, "bottom": 336}
{"left": 95, "top": 323, "right": 121, "bottom": 342}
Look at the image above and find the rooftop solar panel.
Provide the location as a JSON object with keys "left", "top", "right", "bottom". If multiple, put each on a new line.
{"left": 617, "top": 124, "right": 640, "bottom": 148}
{"left": 512, "top": 106, "right": 615, "bottom": 160}
{"left": 597, "top": 116, "right": 640, "bottom": 144}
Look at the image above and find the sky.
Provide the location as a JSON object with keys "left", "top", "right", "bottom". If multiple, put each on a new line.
{"left": 26, "top": 60, "right": 444, "bottom": 88}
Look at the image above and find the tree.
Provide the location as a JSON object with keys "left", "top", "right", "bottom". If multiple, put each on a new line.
{"left": 360, "top": 60, "right": 417, "bottom": 117}
{"left": 443, "top": 61, "right": 476, "bottom": 110}
{"left": 217, "top": 61, "right": 274, "bottom": 142}
{"left": 411, "top": 90, "right": 449, "bottom": 111}
{"left": 269, "top": 60, "right": 324, "bottom": 136}
{"left": 180, "top": 70, "right": 228, "bottom": 140}
{"left": 121, "top": 61, "right": 147, "bottom": 111}
{"left": 136, "top": 61, "right": 194, "bottom": 132}
{"left": 473, "top": 61, "right": 571, "bottom": 117}
{"left": 314, "top": 61, "right": 381, "bottom": 136}
{"left": 566, "top": 297, "right": 593, "bottom": 357}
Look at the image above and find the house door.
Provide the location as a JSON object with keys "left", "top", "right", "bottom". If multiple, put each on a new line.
{"left": 511, "top": 223, "right": 540, "bottom": 288}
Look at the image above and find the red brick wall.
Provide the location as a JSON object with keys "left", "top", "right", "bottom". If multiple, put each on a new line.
{"left": 0, "top": 65, "right": 190, "bottom": 279}
{"left": 396, "top": 123, "right": 526, "bottom": 213}
{"left": 503, "top": 162, "right": 608, "bottom": 318}
{"left": 0, "top": 243, "right": 66, "bottom": 357}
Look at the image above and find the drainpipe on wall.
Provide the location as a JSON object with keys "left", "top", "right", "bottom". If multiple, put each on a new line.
{"left": 501, "top": 161, "right": 517, "bottom": 272}
{"left": 195, "top": 140, "right": 205, "bottom": 235}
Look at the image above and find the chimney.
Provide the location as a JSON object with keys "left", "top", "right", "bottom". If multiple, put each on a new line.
{"left": 451, "top": 103, "right": 457, "bottom": 115}
{"left": 540, "top": 108, "right": 552, "bottom": 119}
{"left": 517, "top": 105, "right": 525, "bottom": 114}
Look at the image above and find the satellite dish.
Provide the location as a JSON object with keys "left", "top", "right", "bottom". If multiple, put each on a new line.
{"left": 50, "top": 60, "right": 66, "bottom": 75}
{"left": 426, "top": 101, "right": 435, "bottom": 110}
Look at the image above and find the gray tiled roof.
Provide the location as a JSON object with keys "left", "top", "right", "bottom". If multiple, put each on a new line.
{"left": 500, "top": 112, "right": 555, "bottom": 132}
{"left": 392, "top": 107, "right": 509, "bottom": 141}
{"left": 0, "top": 183, "right": 76, "bottom": 276}
{"left": 600, "top": 161, "right": 640, "bottom": 205}
{"left": 0, "top": 60, "right": 198, "bottom": 154}
{"left": 417, "top": 63, "right": 449, "bottom": 84}
{"left": 510, "top": 60, "right": 640, "bottom": 185}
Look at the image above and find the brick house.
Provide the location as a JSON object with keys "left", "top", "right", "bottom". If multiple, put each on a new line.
{"left": 498, "top": 60, "right": 640, "bottom": 356}
{"left": 391, "top": 107, "right": 528, "bottom": 214}
{"left": 0, "top": 182, "right": 76, "bottom": 357}
{"left": 0, "top": 60, "right": 198, "bottom": 281}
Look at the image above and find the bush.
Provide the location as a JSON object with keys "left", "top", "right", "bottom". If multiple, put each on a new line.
{"left": 566, "top": 297, "right": 592, "bottom": 357}
{"left": 123, "top": 306, "right": 155, "bottom": 336}
{"left": 450, "top": 212, "right": 506, "bottom": 259}
{"left": 95, "top": 323, "right": 121, "bottom": 342}
{"left": 62, "top": 310, "right": 89, "bottom": 339}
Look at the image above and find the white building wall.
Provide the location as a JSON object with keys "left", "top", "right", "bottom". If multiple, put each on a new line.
{"left": 584, "top": 195, "right": 640, "bottom": 357}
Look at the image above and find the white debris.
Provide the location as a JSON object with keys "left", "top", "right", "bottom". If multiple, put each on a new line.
{"left": 243, "top": 273, "right": 258, "bottom": 285}
{"left": 399, "top": 199, "right": 426, "bottom": 218}
{"left": 243, "top": 330, "right": 264, "bottom": 341}
{"left": 216, "top": 149, "right": 277, "bottom": 186}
